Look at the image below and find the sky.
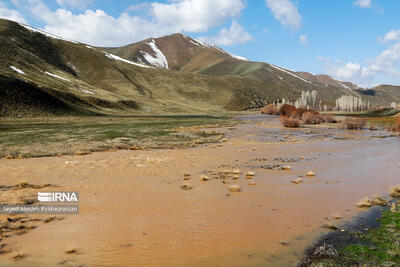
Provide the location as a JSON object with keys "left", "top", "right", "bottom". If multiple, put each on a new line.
{"left": 0, "top": 0, "right": 400, "bottom": 87}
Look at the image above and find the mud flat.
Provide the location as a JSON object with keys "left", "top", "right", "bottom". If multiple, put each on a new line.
{"left": 0, "top": 115, "right": 399, "bottom": 266}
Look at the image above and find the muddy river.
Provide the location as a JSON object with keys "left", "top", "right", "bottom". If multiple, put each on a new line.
{"left": 0, "top": 115, "right": 399, "bottom": 266}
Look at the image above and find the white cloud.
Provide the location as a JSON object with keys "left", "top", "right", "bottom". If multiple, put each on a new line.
{"left": 0, "top": 1, "right": 26, "bottom": 23}
{"left": 152, "top": 0, "right": 245, "bottom": 32}
{"left": 379, "top": 29, "right": 400, "bottom": 43}
{"left": 320, "top": 42, "right": 400, "bottom": 86}
{"left": 265, "top": 0, "right": 301, "bottom": 30}
{"left": 197, "top": 21, "right": 253, "bottom": 46}
{"left": 326, "top": 62, "right": 361, "bottom": 80}
{"left": 14, "top": 0, "right": 247, "bottom": 46}
{"left": 354, "top": 0, "right": 372, "bottom": 8}
{"left": 362, "top": 43, "right": 400, "bottom": 78}
{"left": 56, "top": 0, "right": 93, "bottom": 9}
{"left": 299, "top": 34, "right": 308, "bottom": 45}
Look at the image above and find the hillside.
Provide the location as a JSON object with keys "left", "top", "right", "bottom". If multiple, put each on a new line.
{"left": 0, "top": 18, "right": 398, "bottom": 117}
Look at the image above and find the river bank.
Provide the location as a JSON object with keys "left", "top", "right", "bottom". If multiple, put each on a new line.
{"left": 0, "top": 115, "right": 398, "bottom": 266}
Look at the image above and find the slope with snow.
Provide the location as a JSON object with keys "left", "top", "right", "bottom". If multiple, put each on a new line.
{"left": 20, "top": 23, "right": 79, "bottom": 44}
{"left": 143, "top": 39, "right": 169, "bottom": 69}
{"left": 104, "top": 53, "right": 153, "bottom": 69}
{"left": 10, "top": 66, "right": 25, "bottom": 75}
{"left": 270, "top": 65, "right": 312, "bottom": 84}
{"left": 44, "top": 71, "right": 70, "bottom": 81}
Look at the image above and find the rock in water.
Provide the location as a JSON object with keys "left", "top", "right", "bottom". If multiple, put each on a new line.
{"left": 200, "top": 175, "right": 209, "bottom": 181}
{"left": 183, "top": 173, "right": 191, "bottom": 180}
{"left": 228, "top": 185, "right": 241, "bottom": 192}
{"left": 232, "top": 169, "right": 241, "bottom": 174}
{"left": 290, "top": 178, "right": 303, "bottom": 184}
{"left": 306, "top": 171, "right": 315, "bottom": 177}
{"left": 181, "top": 183, "right": 193, "bottom": 190}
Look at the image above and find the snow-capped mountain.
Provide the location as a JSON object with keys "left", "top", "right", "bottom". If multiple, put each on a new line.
{"left": 0, "top": 18, "right": 398, "bottom": 117}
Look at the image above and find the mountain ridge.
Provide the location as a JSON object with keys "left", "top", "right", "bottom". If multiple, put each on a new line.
{"left": 0, "top": 18, "right": 398, "bottom": 117}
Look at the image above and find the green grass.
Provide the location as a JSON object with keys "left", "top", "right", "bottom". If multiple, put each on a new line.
{"left": 0, "top": 116, "right": 236, "bottom": 158}
{"left": 312, "top": 207, "right": 400, "bottom": 267}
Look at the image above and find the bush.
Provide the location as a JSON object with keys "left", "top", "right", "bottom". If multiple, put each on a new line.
{"left": 261, "top": 104, "right": 278, "bottom": 115}
{"left": 278, "top": 104, "right": 299, "bottom": 118}
{"left": 280, "top": 116, "right": 301, "bottom": 128}
{"left": 302, "top": 112, "right": 325, "bottom": 124}
{"left": 343, "top": 118, "right": 366, "bottom": 130}
{"left": 324, "top": 114, "right": 337, "bottom": 123}
{"left": 296, "top": 107, "right": 309, "bottom": 118}
{"left": 390, "top": 118, "right": 400, "bottom": 132}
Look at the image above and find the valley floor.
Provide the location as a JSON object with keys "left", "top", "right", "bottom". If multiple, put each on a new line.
{"left": 0, "top": 115, "right": 399, "bottom": 266}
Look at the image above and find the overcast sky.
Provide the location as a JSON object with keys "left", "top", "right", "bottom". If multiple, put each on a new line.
{"left": 1, "top": 0, "right": 400, "bottom": 87}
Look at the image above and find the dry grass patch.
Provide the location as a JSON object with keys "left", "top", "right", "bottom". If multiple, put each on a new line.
{"left": 389, "top": 118, "right": 400, "bottom": 132}
{"left": 357, "top": 198, "right": 372, "bottom": 208}
{"left": 390, "top": 185, "right": 400, "bottom": 198}
{"left": 261, "top": 104, "right": 278, "bottom": 115}
{"left": 280, "top": 116, "right": 301, "bottom": 128}
{"left": 372, "top": 196, "right": 388, "bottom": 206}
{"left": 343, "top": 118, "right": 366, "bottom": 130}
{"left": 302, "top": 112, "right": 325, "bottom": 125}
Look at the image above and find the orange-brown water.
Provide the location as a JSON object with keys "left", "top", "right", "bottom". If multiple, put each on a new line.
{"left": 0, "top": 116, "right": 399, "bottom": 267}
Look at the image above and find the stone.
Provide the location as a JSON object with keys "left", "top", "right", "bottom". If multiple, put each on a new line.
{"left": 200, "top": 175, "right": 209, "bottom": 181}
{"left": 228, "top": 185, "right": 241, "bottom": 192}
{"left": 306, "top": 171, "right": 315, "bottom": 177}
{"left": 290, "top": 178, "right": 303, "bottom": 184}
{"left": 181, "top": 183, "right": 193, "bottom": 190}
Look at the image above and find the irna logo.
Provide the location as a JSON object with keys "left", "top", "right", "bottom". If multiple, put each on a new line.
{"left": 38, "top": 192, "right": 79, "bottom": 203}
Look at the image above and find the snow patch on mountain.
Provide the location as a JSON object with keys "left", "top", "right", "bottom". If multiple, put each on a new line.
{"left": 104, "top": 52, "right": 153, "bottom": 68}
{"left": 329, "top": 76, "right": 352, "bottom": 90}
{"left": 45, "top": 71, "right": 70, "bottom": 81}
{"left": 228, "top": 53, "right": 248, "bottom": 61}
{"left": 193, "top": 38, "right": 212, "bottom": 48}
{"left": 79, "top": 88, "right": 95, "bottom": 94}
{"left": 270, "top": 65, "right": 312, "bottom": 84}
{"left": 20, "top": 23, "right": 79, "bottom": 44}
{"left": 143, "top": 39, "right": 169, "bottom": 69}
{"left": 10, "top": 66, "right": 25, "bottom": 75}
{"left": 189, "top": 40, "right": 201, "bottom": 46}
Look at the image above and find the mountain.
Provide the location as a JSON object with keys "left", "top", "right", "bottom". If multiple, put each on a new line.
{"left": 0, "top": 18, "right": 398, "bottom": 117}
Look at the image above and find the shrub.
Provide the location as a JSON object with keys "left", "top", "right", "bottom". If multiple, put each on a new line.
{"left": 302, "top": 112, "right": 325, "bottom": 124}
{"left": 343, "top": 117, "right": 366, "bottom": 130}
{"left": 280, "top": 116, "right": 301, "bottom": 128}
{"left": 390, "top": 118, "right": 400, "bottom": 132}
{"left": 261, "top": 104, "right": 278, "bottom": 115}
{"left": 296, "top": 107, "right": 309, "bottom": 118}
{"left": 324, "top": 114, "right": 337, "bottom": 123}
{"left": 278, "top": 104, "right": 299, "bottom": 118}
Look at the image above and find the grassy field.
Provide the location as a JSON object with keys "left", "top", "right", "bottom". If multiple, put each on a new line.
{"left": 0, "top": 116, "right": 236, "bottom": 158}
{"left": 310, "top": 207, "right": 400, "bottom": 266}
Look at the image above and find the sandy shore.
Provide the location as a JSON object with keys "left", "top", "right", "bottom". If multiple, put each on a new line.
{"left": 0, "top": 115, "right": 399, "bottom": 266}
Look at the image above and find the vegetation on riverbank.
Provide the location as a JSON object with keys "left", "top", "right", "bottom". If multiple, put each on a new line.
{"left": 0, "top": 116, "right": 235, "bottom": 158}
{"left": 306, "top": 206, "right": 400, "bottom": 267}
